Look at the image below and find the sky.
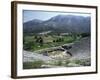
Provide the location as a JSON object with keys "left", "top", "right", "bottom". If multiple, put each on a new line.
{"left": 23, "top": 10, "right": 90, "bottom": 23}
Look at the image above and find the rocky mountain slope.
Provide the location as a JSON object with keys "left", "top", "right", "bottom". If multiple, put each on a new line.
{"left": 23, "top": 15, "right": 90, "bottom": 34}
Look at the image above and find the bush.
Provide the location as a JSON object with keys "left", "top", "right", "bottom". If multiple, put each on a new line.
{"left": 56, "top": 60, "right": 62, "bottom": 66}
{"left": 23, "top": 60, "right": 44, "bottom": 69}
{"left": 65, "top": 60, "right": 70, "bottom": 66}
{"left": 80, "top": 33, "right": 90, "bottom": 37}
{"left": 74, "top": 59, "right": 81, "bottom": 64}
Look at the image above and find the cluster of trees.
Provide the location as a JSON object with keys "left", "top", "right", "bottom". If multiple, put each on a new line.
{"left": 35, "top": 36, "right": 43, "bottom": 46}
{"left": 70, "top": 33, "right": 90, "bottom": 40}
{"left": 53, "top": 38, "right": 64, "bottom": 43}
{"left": 80, "top": 33, "right": 90, "bottom": 37}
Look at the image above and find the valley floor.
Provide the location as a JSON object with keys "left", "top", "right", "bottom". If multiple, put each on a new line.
{"left": 23, "top": 37, "right": 91, "bottom": 69}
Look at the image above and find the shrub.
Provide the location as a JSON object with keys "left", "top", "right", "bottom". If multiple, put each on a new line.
{"left": 74, "top": 59, "right": 81, "bottom": 64}
{"left": 56, "top": 60, "right": 62, "bottom": 66}
{"left": 23, "top": 60, "right": 44, "bottom": 69}
{"left": 65, "top": 60, "right": 70, "bottom": 65}
{"left": 80, "top": 33, "right": 90, "bottom": 37}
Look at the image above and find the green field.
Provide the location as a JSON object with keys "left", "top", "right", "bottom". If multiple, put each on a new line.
{"left": 23, "top": 33, "right": 83, "bottom": 51}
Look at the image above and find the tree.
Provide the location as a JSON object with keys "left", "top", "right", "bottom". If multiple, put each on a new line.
{"left": 34, "top": 35, "right": 38, "bottom": 39}
{"left": 38, "top": 37, "right": 43, "bottom": 46}
{"left": 53, "top": 40, "right": 56, "bottom": 42}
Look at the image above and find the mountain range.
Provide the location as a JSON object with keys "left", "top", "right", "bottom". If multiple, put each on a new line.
{"left": 23, "top": 15, "right": 91, "bottom": 34}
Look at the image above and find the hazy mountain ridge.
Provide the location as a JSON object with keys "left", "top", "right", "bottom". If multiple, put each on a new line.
{"left": 23, "top": 15, "right": 91, "bottom": 34}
